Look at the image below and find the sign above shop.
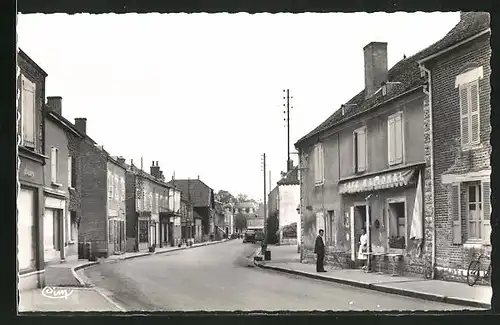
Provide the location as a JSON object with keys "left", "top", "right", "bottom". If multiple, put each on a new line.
{"left": 339, "top": 168, "right": 416, "bottom": 195}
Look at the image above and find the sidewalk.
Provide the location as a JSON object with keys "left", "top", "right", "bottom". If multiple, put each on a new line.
{"left": 256, "top": 245, "right": 492, "bottom": 309}
{"left": 18, "top": 287, "right": 123, "bottom": 312}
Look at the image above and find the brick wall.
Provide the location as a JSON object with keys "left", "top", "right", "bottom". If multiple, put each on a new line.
{"left": 79, "top": 140, "right": 108, "bottom": 257}
{"left": 67, "top": 132, "right": 82, "bottom": 217}
{"left": 425, "top": 33, "right": 491, "bottom": 283}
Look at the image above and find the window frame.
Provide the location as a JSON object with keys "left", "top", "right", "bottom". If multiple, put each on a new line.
{"left": 387, "top": 111, "right": 404, "bottom": 166}
{"left": 50, "top": 147, "right": 60, "bottom": 185}
{"left": 314, "top": 143, "right": 325, "bottom": 186}
{"left": 456, "top": 66, "right": 483, "bottom": 149}
{"left": 20, "top": 74, "right": 36, "bottom": 149}
{"left": 466, "top": 182, "right": 483, "bottom": 242}
{"left": 386, "top": 197, "right": 407, "bottom": 252}
{"left": 353, "top": 126, "right": 367, "bottom": 174}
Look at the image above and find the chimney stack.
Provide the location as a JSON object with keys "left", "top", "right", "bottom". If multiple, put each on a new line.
{"left": 363, "top": 42, "right": 388, "bottom": 99}
{"left": 47, "top": 96, "right": 63, "bottom": 115}
{"left": 150, "top": 161, "right": 161, "bottom": 178}
{"left": 74, "top": 118, "right": 87, "bottom": 134}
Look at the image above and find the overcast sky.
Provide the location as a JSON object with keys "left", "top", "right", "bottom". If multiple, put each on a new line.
{"left": 17, "top": 12, "right": 460, "bottom": 201}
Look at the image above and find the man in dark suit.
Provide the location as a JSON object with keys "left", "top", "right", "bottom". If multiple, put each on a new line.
{"left": 314, "top": 229, "right": 326, "bottom": 272}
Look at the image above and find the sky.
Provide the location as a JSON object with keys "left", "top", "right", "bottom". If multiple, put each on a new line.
{"left": 17, "top": 12, "right": 460, "bottom": 201}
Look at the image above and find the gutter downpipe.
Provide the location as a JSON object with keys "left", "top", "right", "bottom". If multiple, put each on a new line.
{"left": 420, "top": 64, "right": 436, "bottom": 280}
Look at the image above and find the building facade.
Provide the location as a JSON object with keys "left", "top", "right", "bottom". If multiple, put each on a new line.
{"left": 44, "top": 97, "right": 83, "bottom": 263}
{"left": 296, "top": 40, "right": 429, "bottom": 275}
{"left": 276, "top": 167, "right": 300, "bottom": 246}
{"left": 419, "top": 12, "right": 491, "bottom": 283}
{"left": 167, "top": 178, "right": 214, "bottom": 241}
{"left": 78, "top": 118, "right": 127, "bottom": 258}
{"left": 17, "top": 50, "right": 48, "bottom": 291}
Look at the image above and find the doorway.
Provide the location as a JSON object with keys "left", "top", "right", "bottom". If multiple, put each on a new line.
{"left": 353, "top": 204, "right": 371, "bottom": 258}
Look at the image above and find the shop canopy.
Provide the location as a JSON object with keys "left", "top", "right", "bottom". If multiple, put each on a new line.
{"left": 339, "top": 168, "right": 416, "bottom": 195}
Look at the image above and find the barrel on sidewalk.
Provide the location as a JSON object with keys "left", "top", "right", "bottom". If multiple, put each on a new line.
{"left": 78, "top": 242, "right": 92, "bottom": 260}
{"left": 264, "top": 250, "right": 271, "bottom": 261}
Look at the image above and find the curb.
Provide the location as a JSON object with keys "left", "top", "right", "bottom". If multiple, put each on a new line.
{"left": 71, "top": 261, "right": 100, "bottom": 287}
{"left": 256, "top": 263, "right": 491, "bottom": 309}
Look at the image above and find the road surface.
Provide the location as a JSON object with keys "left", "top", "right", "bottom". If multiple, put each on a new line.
{"left": 82, "top": 240, "right": 473, "bottom": 311}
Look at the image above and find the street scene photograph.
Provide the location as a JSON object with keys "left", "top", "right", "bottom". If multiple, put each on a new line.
{"left": 16, "top": 11, "right": 493, "bottom": 312}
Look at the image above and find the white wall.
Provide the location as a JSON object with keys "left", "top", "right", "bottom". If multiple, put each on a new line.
{"left": 278, "top": 184, "right": 300, "bottom": 228}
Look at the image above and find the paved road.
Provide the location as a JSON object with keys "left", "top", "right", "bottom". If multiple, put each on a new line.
{"left": 82, "top": 240, "right": 472, "bottom": 311}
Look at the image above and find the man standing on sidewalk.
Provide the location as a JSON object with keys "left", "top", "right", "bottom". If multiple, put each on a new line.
{"left": 314, "top": 229, "right": 326, "bottom": 272}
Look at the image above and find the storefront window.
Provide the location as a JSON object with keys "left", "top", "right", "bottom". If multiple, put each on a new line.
{"left": 139, "top": 220, "right": 149, "bottom": 243}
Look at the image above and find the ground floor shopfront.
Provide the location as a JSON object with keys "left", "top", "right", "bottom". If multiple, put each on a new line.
{"left": 302, "top": 165, "right": 428, "bottom": 277}
{"left": 18, "top": 154, "right": 45, "bottom": 291}
{"left": 159, "top": 212, "right": 182, "bottom": 248}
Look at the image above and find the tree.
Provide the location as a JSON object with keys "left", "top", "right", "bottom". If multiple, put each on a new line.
{"left": 266, "top": 211, "right": 279, "bottom": 244}
{"left": 216, "top": 190, "right": 235, "bottom": 204}
{"left": 236, "top": 193, "right": 249, "bottom": 202}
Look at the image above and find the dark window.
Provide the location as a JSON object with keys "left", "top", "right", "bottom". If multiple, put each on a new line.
{"left": 139, "top": 220, "right": 149, "bottom": 243}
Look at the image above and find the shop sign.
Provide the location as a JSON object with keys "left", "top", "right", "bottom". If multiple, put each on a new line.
{"left": 339, "top": 169, "right": 414, "bottom": 194}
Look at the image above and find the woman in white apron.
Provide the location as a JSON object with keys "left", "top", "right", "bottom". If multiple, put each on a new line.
{"left": 357, "top": 228, "right": 368, "bottom": 270}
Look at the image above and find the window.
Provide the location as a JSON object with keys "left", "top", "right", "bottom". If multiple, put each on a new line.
{"left": 50, "top": 147, "right": 59, "bottom": 184}
{"left": 108, "top": 173, "right": 113, "bottom": 199}
{"left": 467, "top": 183, "right": 482, "bottom": 240}
{"left": 353, "top": 127, "right": 367, "bottom": 173}
{"left": 20, "top": 74, "right": 36, "bottom": 149}
{"left": 139, "top": 220, "right": 149, "bottom": 243}
{"left": 327, "top": 210, "right": 335, "bottom": 246}
{"left": 314, "top": 143, "right": 324, "bottom": 184}
{"left": 456, "top": 67, "right": 483, "bottom": 147}
{"left": 121, "top": 177, "right": 125, "bottom": 201}
{"left": 388, "top": 112, "right": 403, "bottom": 165}
{"left": 388, "top": 201, "right": 406, "bottom": 249}
{"left": 114, "top": 175, "right": 119, "bottom": 200}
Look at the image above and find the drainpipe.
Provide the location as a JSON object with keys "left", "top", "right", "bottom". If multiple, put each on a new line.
{"left": 420, "top": 64, "right": 436, "bottom": 280}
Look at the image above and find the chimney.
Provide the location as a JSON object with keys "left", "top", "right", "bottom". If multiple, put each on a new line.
{"left": 74, "top": 118, "right": 87, "bottom": 134}
{"left": 117, "top": 156, "right": 126, "bottom": 164}
{"left": 197, "top": 175, "right": 200, "bottom": 180}
{"left": 150, "top": 161, "right": 160, "bottom": 178}
{"left": 363, "top": 42, "right": 388, "bottom": 99}
{"left": 47, "top": 96, "right": 62, "bottom": 115}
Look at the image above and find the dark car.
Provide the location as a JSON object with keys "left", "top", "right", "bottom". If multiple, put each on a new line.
{"left": 243, "top": 230, "right": 256, "bottom": 243}
{"left": 254, "top": 230, "right": 265, "bottom": 242}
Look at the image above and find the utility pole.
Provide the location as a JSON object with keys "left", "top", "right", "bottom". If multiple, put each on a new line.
{"left": 261, "top": 153, "right": 267, "bottom": 255}
{"left": 283, "top": 89, "right": 293, "bottom": 172}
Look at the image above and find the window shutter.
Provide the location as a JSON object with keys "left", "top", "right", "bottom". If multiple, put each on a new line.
{"left": 470, "top": 82, "right": 480, "bottom": 144}
{"left": 108, "top": 174, "right": 113, "bottom": 198}
{"left": 314, "top": 145, "right": 320, "bottom": 183}
{"left": 21, "top": 76, "right": 36, "bottom": 148}
{"left": 51, "top": 147, "right": 57, "bottom": 183}
{"left": 451, "top": 184, "right": 462, "bottom": 244}
{"left": 68, "top": 156, "right": 72, "bottom": 188}
{"left": 357, "top": 129, "right": 366, "bottom": 172}
{"left": 319, "top": 144, "right": 324, "bottom": 182}
{"left": 394, "top": 114, "right": 403, "bottom": 163}
{"left": 459, "top": 86, "right": 470, "bottom": 146}
{"left": 388, "top": 117, "right": 396, "bottom": 165}
{"left": 482, "top": 180, "right": 491, "bottom": 245}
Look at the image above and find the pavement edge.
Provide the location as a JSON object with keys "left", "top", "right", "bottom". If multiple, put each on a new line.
{"left": 255, "top": 263, "right": 491, "bottom": 310}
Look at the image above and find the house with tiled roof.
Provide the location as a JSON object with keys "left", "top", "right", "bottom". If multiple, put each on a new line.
{"left": 167, "top": 177, "right": 215, "bottom": 242}
{"left": 418, "top": 12, "right": 491, "bottom": 283}
{"left": 294, "top": 14, "right": 485, "bottom": 277}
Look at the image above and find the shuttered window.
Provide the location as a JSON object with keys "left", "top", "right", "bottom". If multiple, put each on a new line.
{"left": 50, "top": 147, "right": 59, "bottom": 183}
{"left": 108, "top": 173, "right": 113, "bottom": 198}
{"left": 388, "top": 112, "right": 403, "bottom": 166}
{"left": 450, "top": 184, "right": 461, "bottom": 244}
{"left": 459, "top": 80, "right": 480, "bottom": 147}
{"left": 21, "top": 75, "right": 36, "bottom": 149}
{"left": 354, "top": 127, "right": 367, "bottom": 173}
{"left": 314, "top": 143, "right": 324, "bottom": 184}
{"left": 482, "top": 181, "right": 491, "bottom": 245}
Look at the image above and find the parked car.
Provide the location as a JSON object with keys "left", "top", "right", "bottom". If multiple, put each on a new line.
{"left": 243, "top": 230, "right": 256, "bottom": 243}
{"left": 254, "top": 230, "right": 265, "bottom": 242}
{"left": 230, "top": 233, "right": 238, "bottom": 239}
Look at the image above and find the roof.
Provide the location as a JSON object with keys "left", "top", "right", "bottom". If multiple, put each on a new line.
{"left": 45, "top": 108, "right": 83, "bottom": 139}
{"left": 166, "top": 179, "right": 212, "bottom": 208}
{"left": 234, "top": 201, "right": 258, "bottom": 209}
{"left": 18, "top": 49, "right": 48, "bottom": 77}
{"left": 127, "top": 164, "right": 174, "bottom": 188}
{"left": 277, "top": 166, "right": 299, "bottom": 186}
{"left": 295, "top": 12, "right": 489, "bottom": 147}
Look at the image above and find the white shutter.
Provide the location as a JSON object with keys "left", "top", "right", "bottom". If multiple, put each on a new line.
{"left": 388, "top": 117, "right": 396, "bottom": 165}
{"left": 21, "top": 76, "right": 36, "bottom": 148}
{"left": 394, "top": 114, "right": 403, "bottom": 163}
{"left": 459, "top": 86, "right": 470, "bottom": 146}
{"left": 451, "top": 184, "right": 462, "bottom": 244}
{"left": 50, "top": 147, "right": 58, "bottom": 183}
{"left": 470, "top": 82, "right": 480, "bottom": 144}
{"left": 318, "top": 144, "right": 324, "bottom": 182}
{"left": 121, "top": 178, "right": 125, "bottom": 201}
{"left": 482, "top": 181, "right": 491, "bottom": 245}
{"left": 108, "top": 174, "right": 113, "bottom": 198}
{"left": 68, "top": 156, "right": 72, "bottom": 188}
{"left": 357, "top": 128, "right": 366, "bottom": 172}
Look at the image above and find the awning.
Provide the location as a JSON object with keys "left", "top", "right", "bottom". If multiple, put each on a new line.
{"left": 339, "top": 168, "right": 416, "bottom": 195}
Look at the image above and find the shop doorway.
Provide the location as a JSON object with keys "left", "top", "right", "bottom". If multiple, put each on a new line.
{"left": 352, "top": 204, "right": 371, "bottom": 258}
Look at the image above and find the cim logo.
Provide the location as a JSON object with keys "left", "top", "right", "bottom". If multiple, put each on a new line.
{"left": 41, "top": 286, "right": 74, "bottom": 300}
